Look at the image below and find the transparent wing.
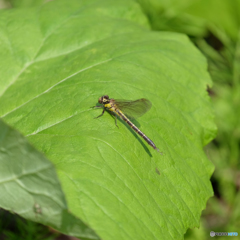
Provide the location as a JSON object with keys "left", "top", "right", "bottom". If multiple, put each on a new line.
{"left": 113, "top": 98, "right": 152, "bottom": 120}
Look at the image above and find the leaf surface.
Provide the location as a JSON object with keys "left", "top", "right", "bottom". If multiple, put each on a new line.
{"left": 0, "top": 0, "right": 216, "bottom": 239}
{"left": 0, "top": 119, "right": 99, "bottom": 240}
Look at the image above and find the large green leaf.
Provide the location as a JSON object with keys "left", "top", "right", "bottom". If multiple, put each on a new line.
{"left": 0, "top": 119, "right": 99, "bottom": 239}
{"left": 0, "top": 0, "right": 216, "bottom": 239}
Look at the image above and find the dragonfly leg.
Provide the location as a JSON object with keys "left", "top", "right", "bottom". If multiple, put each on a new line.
{"left": 110, "top": 112, "right": 119, "bottom": 128}
{"left": 94, "top": 108, "right": 105, "bottom": 119}
{"left": 115, "top": 114, "right": 119, "bottom": 128}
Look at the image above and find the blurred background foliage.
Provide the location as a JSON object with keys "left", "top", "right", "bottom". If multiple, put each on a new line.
{"left": 0, "top": 0, "right": 239, "bottom": 239}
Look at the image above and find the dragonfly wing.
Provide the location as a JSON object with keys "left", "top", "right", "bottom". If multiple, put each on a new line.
{"left": 114, "top": 98, "right": 152, "bottom": 119}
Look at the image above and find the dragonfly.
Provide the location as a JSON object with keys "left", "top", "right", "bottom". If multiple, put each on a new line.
{"left": 92, "top": 95, "right": 160, "bottom": 152}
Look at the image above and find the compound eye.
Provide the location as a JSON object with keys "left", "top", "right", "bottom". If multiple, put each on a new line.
{"left": 98, "top": 97, "right": 103, "bottom": 104}
{"left": 104, "top": 95, "right": 109, "bottom": 99}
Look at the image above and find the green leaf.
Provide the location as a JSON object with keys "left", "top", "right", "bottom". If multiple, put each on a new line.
{"left": 9, "top": 0, "right": 45, "bottom": 8}
{"left": 136, "top": 0, "right": 208, "bottom": 37}
{"left": 0, "top": 119, "right": 100, "bottom": 240}
{"left": 138, "top": 0, "right": 240, "bottom": 42}
{"left": 185, "top": 0, "right": 240, "bottom": 42}
{"left": 0, "top": 0, "right": 216, "bottom": 239}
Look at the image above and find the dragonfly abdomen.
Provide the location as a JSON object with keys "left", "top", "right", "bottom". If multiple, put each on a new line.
{"left": 116, "top": 110, "right": 158, "bottom": 150}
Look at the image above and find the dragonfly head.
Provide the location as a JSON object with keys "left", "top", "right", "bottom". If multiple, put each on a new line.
{"left": 98, "top": 95, "right": 109, "bottom": 104}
